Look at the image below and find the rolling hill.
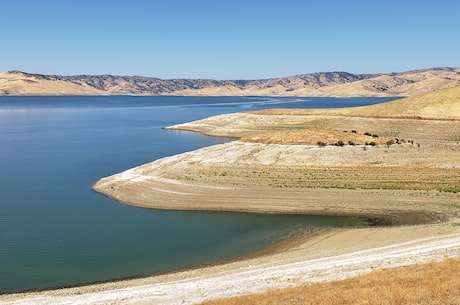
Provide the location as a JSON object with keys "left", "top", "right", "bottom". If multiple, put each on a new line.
{"left": 1, "top": 67, "right": 459, "bottom": 96}
{"left": 255, "top": 85, "right": 460, "bottom": 120}
{"left": 342, "top": 85, "right": 460, "bottom": 119}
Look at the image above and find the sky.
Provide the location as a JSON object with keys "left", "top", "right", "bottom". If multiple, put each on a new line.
{"left": 1, "top": 0, "right": 459, "bottom": 79}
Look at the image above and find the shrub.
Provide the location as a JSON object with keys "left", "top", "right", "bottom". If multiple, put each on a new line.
{"left": 317, "top": 141, "right": 327, "bottom": 147}
{"left": 386, "top": 140, "right": 395, "bottom": 147}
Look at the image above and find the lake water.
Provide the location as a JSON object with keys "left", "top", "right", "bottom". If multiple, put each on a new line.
{"left": 0, "top": 96, "right": 396, "bottom": 293}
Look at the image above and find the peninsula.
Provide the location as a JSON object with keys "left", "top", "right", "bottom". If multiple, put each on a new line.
{"left": 93, "top": 87, "right": 460, "bottom": 225}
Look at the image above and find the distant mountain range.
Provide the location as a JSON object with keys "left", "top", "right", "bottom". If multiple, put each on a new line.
{"left": 1, "top": 67, "right": 459, "bottom": 96}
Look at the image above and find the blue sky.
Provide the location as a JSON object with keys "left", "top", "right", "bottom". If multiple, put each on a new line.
{"left": 1, "top": 0, "right": 459, "bottom": 79}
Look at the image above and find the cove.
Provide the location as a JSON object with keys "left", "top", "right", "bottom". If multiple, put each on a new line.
{"left": 0, "top": 96, "right": 394, "bottom": 293}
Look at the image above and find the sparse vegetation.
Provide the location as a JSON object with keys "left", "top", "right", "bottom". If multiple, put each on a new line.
{"left": 173, "top": 165, "right": 460, "bottom": 192}
{"left": 200, "top": 257, "right": 460, "bottom": 305}
{"left": 241, "top": 129, "right": 398, "bottom": 146}
{"left": 438, "top": 188, "right": 460, "bottom": 193}
{"left": 446, "top": 135, "right": 460, "bottom": 142}
{"left": 382, "top": 131, "right": 401, "bottom": 137}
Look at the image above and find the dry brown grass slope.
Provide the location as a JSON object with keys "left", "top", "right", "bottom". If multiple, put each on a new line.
{"left": 256, "top": 86, "right": 460, "bottom": 120}
{"left": 342, "top": 86, "right": 460, "bottom": 119}
{"left": 200, "top": 257, "right": 460, "bottom": 305}
{"left": 174, "top": 67, "right": 460, "bottom": 96}
{"left": 2, "top": 67, "right": 460, "bottom": 96}
{"left": 299, "top": 67, "right": 460, "bottom": 97}
{"left": 0, "top": 71, "right": 106, "bottom": 95}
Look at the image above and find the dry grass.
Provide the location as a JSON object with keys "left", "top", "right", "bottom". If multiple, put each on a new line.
{"left": 240, "top": 129, "right": 395, "bottom": 146}
{"left": 251, "top": 86, "right": 460, "bottom": 120}
{"left": 172, "top": 165, "right": 460, "bottom": 192}
{"left": 200, "top": 257, "right": 460, "bottom": 305}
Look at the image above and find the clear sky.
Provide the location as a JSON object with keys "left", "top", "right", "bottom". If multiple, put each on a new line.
{"left": 1, "top": 0, "right": 459, "bottom": 79}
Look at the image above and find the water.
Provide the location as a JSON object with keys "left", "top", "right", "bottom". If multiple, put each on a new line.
{"left": 0, "top": 96, "right": 396, "bottom": 293}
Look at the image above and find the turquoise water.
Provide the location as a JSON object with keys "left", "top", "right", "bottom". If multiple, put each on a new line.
{"left": 0, "top": 96, "right": 395, "bottom": 293}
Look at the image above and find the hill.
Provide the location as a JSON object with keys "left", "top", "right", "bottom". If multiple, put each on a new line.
{"left": 1, "top": 67, "right": 460, "bottom": 96}
{"left": 0, "top": 71, "right": 106, "bottom": 95}
{"left": 255, "top": 86, "right": 460, "bottom": 120}
{"left": 342, "top": 86, "right": 460, "bottom": 119}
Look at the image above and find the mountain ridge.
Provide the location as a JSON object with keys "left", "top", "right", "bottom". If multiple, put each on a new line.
{"left": 1, "top": 67, "right": 459, "bottom": 96}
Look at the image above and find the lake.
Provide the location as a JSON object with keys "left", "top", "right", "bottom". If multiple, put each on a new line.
{"left": 0, "top": 96, "right": 396, "bottom": 293}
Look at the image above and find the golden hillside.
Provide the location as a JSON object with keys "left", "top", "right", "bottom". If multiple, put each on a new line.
{"left": 1, "top": 67, "right": 460, "bottom": 96}
{"left": 299, "top": 68, "right": 460, "bottom": 96}
{"left": 0, "top": 71, "right": 106, "bottom": 95}
{"left": 344, "top": 86, "right": 460, "bottom": 119}
{"left": 256, "top": 86, "right": 460, "bottom": 120}
{"left": 170, "top": 67, "right": 460, "bottom": 96}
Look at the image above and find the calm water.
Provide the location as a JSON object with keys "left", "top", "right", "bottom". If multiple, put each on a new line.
{"left": 0, "top": 96, "right": 396, "bottom": 293}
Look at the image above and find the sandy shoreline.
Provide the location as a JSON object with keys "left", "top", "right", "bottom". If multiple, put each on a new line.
{"left": 2, "top": 225, "right": 460, "bottom": 305}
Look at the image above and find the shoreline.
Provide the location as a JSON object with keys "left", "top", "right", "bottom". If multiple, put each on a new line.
{"left": 0, "top": 224, "right": 335, "bottom": 295}
{"left": 3, "top": 97, "right": 459, "bottom": 304}
{"left": 91, "top": 140, "right": 458, "bottom": 227}
{"left": 2, "top": 223, "right": 459, "bottom": 304}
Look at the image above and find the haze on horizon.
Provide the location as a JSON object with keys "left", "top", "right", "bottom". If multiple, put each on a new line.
{"left": 1, "top": 0, "right": 459, "bottom": 80}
